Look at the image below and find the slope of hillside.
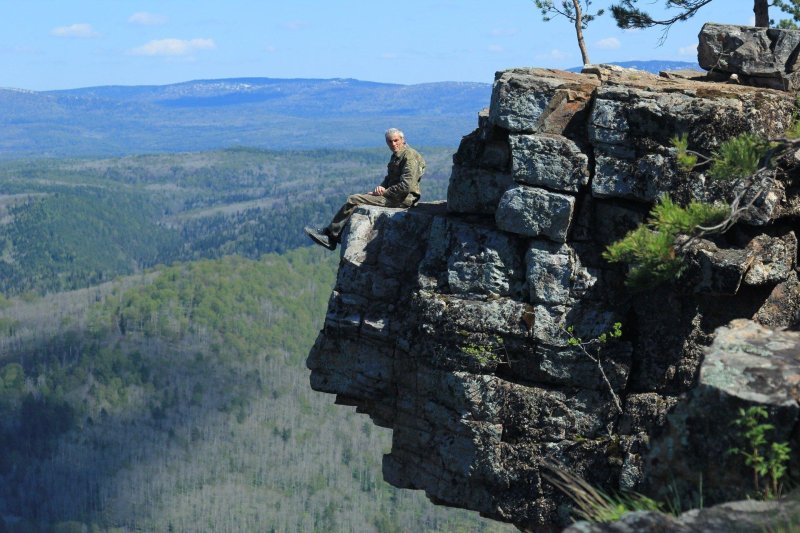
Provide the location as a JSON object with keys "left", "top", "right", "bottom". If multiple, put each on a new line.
{"left": 0, "top": 248, "right": 512, "bottom": 532}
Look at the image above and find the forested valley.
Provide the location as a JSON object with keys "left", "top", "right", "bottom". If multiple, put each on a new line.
{"left": 0, "top": 147, "right": 452, "bottom": 296}
{"left": 0, "top": 150, "right": 512, "bottom": 532}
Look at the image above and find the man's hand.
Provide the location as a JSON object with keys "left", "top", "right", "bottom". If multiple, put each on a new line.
{"left": 369, "top": 185, "right": 386, "bottom": 196}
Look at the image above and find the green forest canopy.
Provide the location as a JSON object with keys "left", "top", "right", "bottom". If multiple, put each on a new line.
{"left": 0, "top": 247, "right": 511, "bottom": 532}
{"left": 0, "top": 147, "right": 454, "bottom": 295}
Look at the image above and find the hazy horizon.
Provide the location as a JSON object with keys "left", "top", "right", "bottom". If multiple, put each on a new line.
{"left": 1, "top": 57, "right": 704, "bottom": 93}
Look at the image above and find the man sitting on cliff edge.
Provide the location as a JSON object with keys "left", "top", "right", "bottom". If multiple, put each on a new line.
{"left": 304, "top": 128, "right": 425, "bottom": 250}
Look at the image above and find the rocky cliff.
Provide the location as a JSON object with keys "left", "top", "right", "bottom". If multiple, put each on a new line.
{"left": 307, "top": 27, "right": 800, "bottom": 532}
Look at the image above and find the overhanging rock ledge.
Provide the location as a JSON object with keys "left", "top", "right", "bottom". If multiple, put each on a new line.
{"left": 307, "top": 54, "right": 800, "bottom": 532}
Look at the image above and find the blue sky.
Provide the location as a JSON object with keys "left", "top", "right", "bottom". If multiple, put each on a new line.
{"left": 1, "top": 0, "right": 763, "bottom": 90}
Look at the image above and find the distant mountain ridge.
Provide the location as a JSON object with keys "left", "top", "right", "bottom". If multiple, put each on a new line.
{"left": 568, "top": 59, "right": 701, "bottom": 73}
{"left": 0, "top": 62, "right": 701, "bottom": 159}
{"left": 0, "top": 78, "right": 492, "bottom": 158}
{"left": 43, "top": 77, "right": 488, "bottom": 114}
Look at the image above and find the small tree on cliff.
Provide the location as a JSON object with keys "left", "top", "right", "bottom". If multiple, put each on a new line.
{"left": 611, "top": 0, "right": 800, "bottom": 33}
{"left": 534, "top": 0, "right": 605, "bottom": 65}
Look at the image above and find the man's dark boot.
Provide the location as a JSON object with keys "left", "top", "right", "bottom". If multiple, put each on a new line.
{"left": 304, "top": 226, "right": 337, "bottom": 250}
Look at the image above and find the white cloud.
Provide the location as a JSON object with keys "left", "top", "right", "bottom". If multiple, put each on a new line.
{"left": 129, "top": 12, "right": 168, "bottom": 26}
{"left": 490, "top": 28, "right": 518, "bottom": 37}
{"left": 130, "top": 38, "right": 216, "bottom": 56}
{"left": 595, "top": 37, "right": 621, "bottom": 50}
{"left": 488, "top": 44, "right": 504, "bottom": 53}
{"left": 678, "top": 44, "right": 698, "bottom": 57}
{"left": 265, "top": 45, "right": 278, "bottom": 54}
{"left": 537, "top": 48, "right": 569, "bottom": 61}
{"left": 51, "top": 23, "right": 99, "bottom": 38}
{"left": 381, "top": 52, "right": 399, "bottom": 60}
{"left": 282, "top": 21, "right": 308, "bottom": 31}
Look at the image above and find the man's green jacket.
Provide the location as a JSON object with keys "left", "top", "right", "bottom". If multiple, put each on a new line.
{"left": 380, "top": 145, "right": 425, "bottom": 205}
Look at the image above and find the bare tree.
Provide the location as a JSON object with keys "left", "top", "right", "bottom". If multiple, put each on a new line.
{"left": 535, "top": 0, "right": 606, "bottom": 65}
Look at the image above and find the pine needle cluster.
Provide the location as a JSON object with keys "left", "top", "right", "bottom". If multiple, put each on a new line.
{"left": 673, "top": 132, "right": 771, "bottom": 179}
{"left": 603, "top": 195, "right": 729, "bottom": 289}
{"left": 672, "top": 133, "right": 698, "bottom": 172}
{"left": 607, "top": 124, "right": 792, "bottom": 289}
{"left": 707, "top": 133, "right": 771, "bottom": 181}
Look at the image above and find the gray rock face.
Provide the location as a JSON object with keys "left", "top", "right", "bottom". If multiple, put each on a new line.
{"left": 702, "top": 320, "right": 800, "bottom": 406}
{"left": 681, "top": 237, "right": 754, "bottom": 295}
{"left": 592, "top": 151, "right": 678, "bottom": 202}
{"left": 448, "top": 109, "right": 513, "bottom": 215}
{"left": 642, "top": 320, "right": 800, "bottom": 507}
{"left": 307, "top": 61, "right": 800, "bottom": 531}
{"left": 526, "top": 240, "right": 599, "bottom": 306}
{"left": 755, "top": 271, "right": 800, "bottom": 329}
{"left": 489, "top": 68, "right": 599, "bottom": 134}
{"left": 419, "top": 215, "right": 527, "bottom": 298}
{"left": 526, "top": 241, "right": 575, "bottom": 304}
{"left": 510, "top": 134, "right": 589, "bottom": 192}
{"left": 585, "top": 66, "right": 794, "bottom": 204}
{"left": 565, "top": 497, "right": 800, "bottom": 533}
{"left": 447, "top": 164, "right": 513, "bottom": 214}
{"left": 495, "top": 186, "right": 576, "bottom": 242}
{"left": 699, "top": 23, "right": 800, "bottom": 90}
{"left": 744, "top": 232, "right": 797, "bottom": 286}
{"left": 680, "top": 231, "right": 798, "bottom": 296}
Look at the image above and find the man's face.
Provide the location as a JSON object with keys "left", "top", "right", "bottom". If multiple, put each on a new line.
{"left": 386, "top": 134, "right": 405, "bottom": 153}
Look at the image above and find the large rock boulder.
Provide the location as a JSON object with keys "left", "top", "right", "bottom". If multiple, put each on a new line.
{"left": 489, "top": 68, "right": 599, "bottom": 135}
{"left": 510, "top": 134, "right": 589, "bottom": 193}
{"left": 698, "top": 23, "right": 800, "bottom": 90}
{"left": 642, "top": 320, "right": 800, "bottom": 506}
{"left": 495, "top": 185, "right": 576, "bottom": 242}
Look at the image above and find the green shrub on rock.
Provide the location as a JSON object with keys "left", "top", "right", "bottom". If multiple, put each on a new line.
{"left": 707, "top": 133, "right": 771, "bottom": 180}
{"left": 603, "top": 195, "right": 729, "bottom": 289}
{"left": 728, "top": 406, "right": 793, "bottom": 499}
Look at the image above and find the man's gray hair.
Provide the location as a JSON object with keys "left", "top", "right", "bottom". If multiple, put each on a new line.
{"left": 385, "top": 128, "right": 404, "bottom": 140}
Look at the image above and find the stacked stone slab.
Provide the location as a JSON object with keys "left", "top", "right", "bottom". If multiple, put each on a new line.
{"left": 699, "top": 23, "right": 800, "bottom": 91}
{"left": 308, "top": 59, "right": 800, "bottom": 531}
